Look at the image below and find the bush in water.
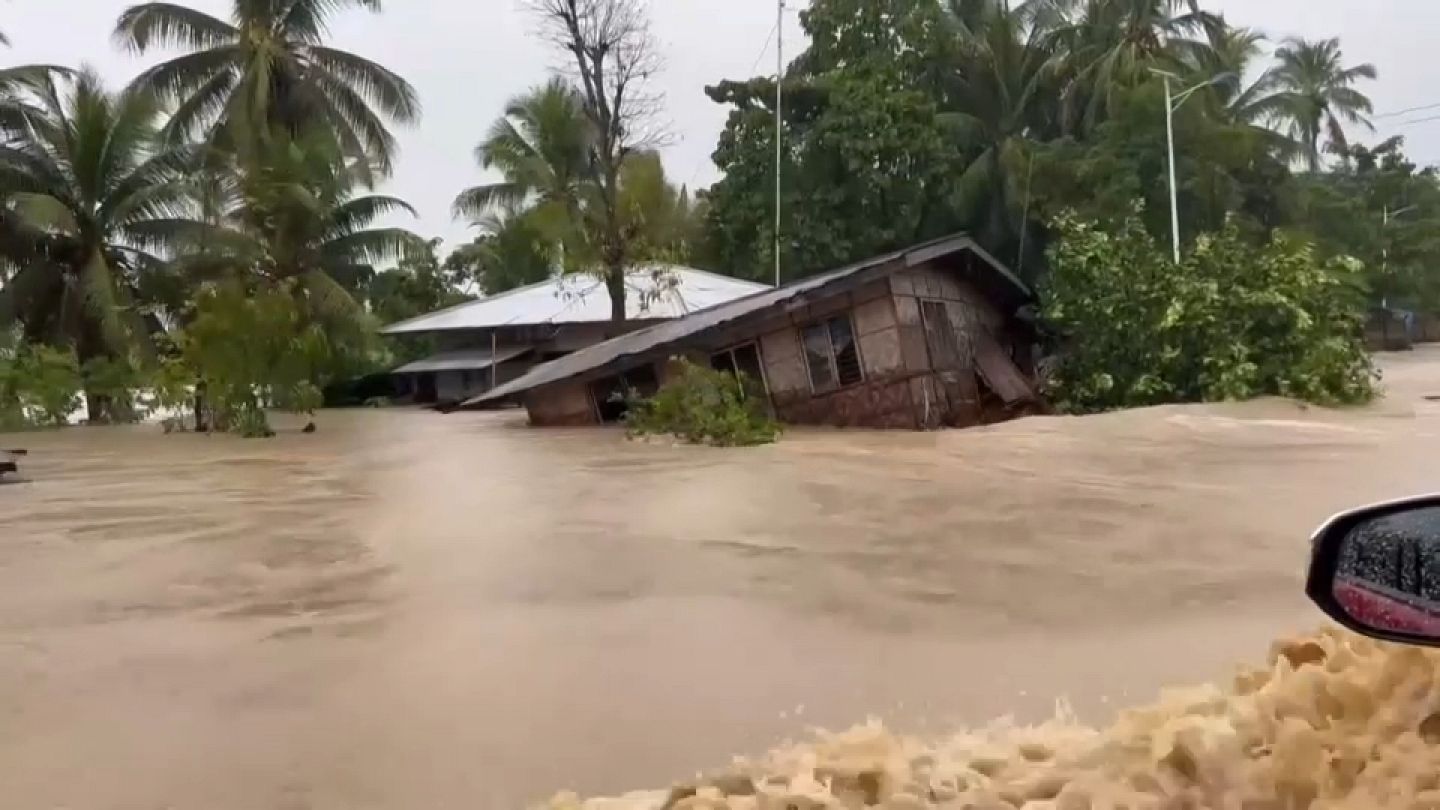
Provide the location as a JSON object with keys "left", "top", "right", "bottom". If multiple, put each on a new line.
{"left": 1042, "top": 209, "right": 1378, "bottom": 413}
{"left": 12, "top": 346, "right": 82, "bottom": 427}
{"left": 626, "top": 359, "right": 781, "bottom": 447}
{"left": 182, "top": 282, "right": 332, "bottom": 437}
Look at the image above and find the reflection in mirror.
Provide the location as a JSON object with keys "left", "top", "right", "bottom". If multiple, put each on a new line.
{"left": 1333, "top": 506, "right": 1440, "bottom": 638}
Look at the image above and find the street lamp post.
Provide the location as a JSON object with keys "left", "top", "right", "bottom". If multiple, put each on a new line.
{"left": 1151, "top": 69, "right": 1235, "bottom": 264}
{"left": 1381, "top": 204, "right": 1419, "bottom": 308}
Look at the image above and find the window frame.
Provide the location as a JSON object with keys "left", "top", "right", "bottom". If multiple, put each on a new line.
{"left": 710, "top": 342, "right": 771, "bottom": 395}
{"left": 800, "top": 313, "right": 866, "bottom": 395}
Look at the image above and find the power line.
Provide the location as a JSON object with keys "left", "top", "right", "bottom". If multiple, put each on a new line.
{"left": 680, "top": 18, "right": 781, "bottom": 193}
{"left": 1376, "top": 101, "right": 1440, "bottom": 120}
{"left": 1397, "top": 113, "right": 1440, "bottom": 128}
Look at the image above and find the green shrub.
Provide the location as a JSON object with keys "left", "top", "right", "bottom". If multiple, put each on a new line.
{"left": 14, "top": 346, "right": 82, "bottom": 426}
{"left": 81, "top": 356, "right": 144, "bottom": 423}
{"left": 1042, "top": 210, "right": 1377, "bottom": 413}
{"left": 626, "top": 358, "right": 781, "bottom": 447}
{"left": 182, "top": 282, "right": 335, "bottom": 437}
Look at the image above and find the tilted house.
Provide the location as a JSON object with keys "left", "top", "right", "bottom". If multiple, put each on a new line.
{"left": 381, "top": 266, "right": 768, "bottom": 405}
{"left": 462, "top": 235, "right": 1042, "bottom": 430}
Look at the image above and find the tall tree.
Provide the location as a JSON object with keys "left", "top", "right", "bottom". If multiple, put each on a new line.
{"left": 113, "top": 0, "right": 419, "bottom": 172}
{"left": 174, "top": 133, "right": 422, "bottom": 312}
{"left": 523, "top": 0, "right": 663, "bottom": 322}
{"left": 943, "top": 0, "right": 1062, "bottom": 268}
{"left": 1045, "top": 0, "right": 1220, "bottom": 132}
{"left": 1266, "top": 37, "right": 1377, "bottom": 173}
{"left": 703, "top": 0, "right": 962, "bottom": 281}
{"left": 452, "top": 207, "right": 557, "bottom": 296}
{"left": 0, "top": 69, "right": 199, "bottom": 420}
{"left": 452, "top": 78, "right": 592, "bottom": 250}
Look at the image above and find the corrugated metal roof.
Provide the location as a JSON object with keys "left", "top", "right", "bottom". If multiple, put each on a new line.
{"left": 460, "top": 234, "right": 1030, "bottom": 408}
{"left": 382, "top": 265, "right": 769, "bottom": 335}
{"left": 393, "top": 347, "right": 532, "bottom": 374}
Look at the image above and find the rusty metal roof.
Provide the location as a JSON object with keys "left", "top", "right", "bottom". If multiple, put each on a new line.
{"left": 459, "top": 235, "right": 1030, "bottom": 409}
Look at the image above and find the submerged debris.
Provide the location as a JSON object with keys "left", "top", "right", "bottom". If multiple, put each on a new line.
{"left": 541, "top": 629, "right": 1440, "bottom": 810}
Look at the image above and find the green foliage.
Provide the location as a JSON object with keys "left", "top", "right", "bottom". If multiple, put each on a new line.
{"left": 12, "top": 345, "right": 82, "bottom": 427}
{"left": 81, "top": 356, "right": 144, "bottom": 423}
{"left": 626, "top": 359, "right": 781, "bottom": 447}
{"left": 182, "top": 282, "right": 332, "bottom": 437}
{"left": 702, "top": 0, "right": 962, "bottom": 281}
{"left": 1292, "top": 138, "right": 1440, "bottom": 311}
{"left": 1042, "top": 209, "right": 1377, "bottom": 413}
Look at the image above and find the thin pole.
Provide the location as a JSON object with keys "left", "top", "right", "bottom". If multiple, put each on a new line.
{"left": 774, "top": 0, "right": 784, "bottom": 288}
{"left": 490, "top": 331, "right": 498, "bottom": 391}
{"left": 1163, "top": 75, "right": 1181, "bottom": 264}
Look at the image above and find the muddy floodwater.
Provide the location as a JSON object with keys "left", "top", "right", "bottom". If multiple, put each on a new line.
{"left": 3, "top": 351, "right": 1440, "bottom": 808}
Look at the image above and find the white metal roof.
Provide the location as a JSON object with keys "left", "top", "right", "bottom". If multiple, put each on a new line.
{"left": 392, "top": 347, "right": 533, "bottom": 374}
{"left": 382, "top": 265, "right": 769, "bottom": 335}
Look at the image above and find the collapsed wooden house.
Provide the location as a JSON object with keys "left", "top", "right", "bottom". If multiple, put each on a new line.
{"left": 461, "top": 234, "right": 1042, "bottom": 430}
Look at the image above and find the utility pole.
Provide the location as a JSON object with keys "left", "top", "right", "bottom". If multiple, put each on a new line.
{"left": 774, "top": 0, "right": 784, "bottom": 288}
{"left": 1161, "top": 74, "right": 1180, "bottom": 264}
{"left": 1381, "top": 204, "right": 1419, "bottom": 308}
{"left": 1150, "top": 69, "right": 1234, "bottom": 265}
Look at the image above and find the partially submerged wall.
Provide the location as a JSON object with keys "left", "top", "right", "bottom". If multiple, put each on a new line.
{"left": 524, "top": 381, "right": 597, "bottom": 427}
{"left": 891, "top": 261, "right": 1029, "bottom": 429}
{"left": 756, "top": 281, "right": 921, "bottom": 429}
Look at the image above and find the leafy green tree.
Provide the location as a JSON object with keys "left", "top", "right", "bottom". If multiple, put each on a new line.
{"left": 181, "top": 280, "right": 326, "bottom": 436}
{"left": 114, "top": 0, "right": 419, "bottom": 172}
{"left": 703, "top": 0, "right": 962, "bottom": 281}
{"left": 0, "top": 68, "right": 200, "bottom": 421}
{"left": 366, "top": 238, "right": 469, "bottom": 327}
{"left": 1293, "top": 138, "right": 1440, "bottom": 311}
{"left": 1265, "top": 37, "right": 1377, "bottom": 172}
{"left": 1043, "top": 208, "right": 1374, "bottom": 412}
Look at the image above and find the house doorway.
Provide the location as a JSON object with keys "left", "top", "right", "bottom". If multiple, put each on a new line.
{"left": 589, "top": 365, "right": 660, "bottom": 423}
{"left": 919, "top": 300, "right": 981, "bottom": 427}
{"left": 414, "top": 373, "right": 438, "bottom": 404}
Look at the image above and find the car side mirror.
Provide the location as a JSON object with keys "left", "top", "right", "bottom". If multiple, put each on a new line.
{"left": 1308, "top": 496, "right": 1440, "bottom": 646}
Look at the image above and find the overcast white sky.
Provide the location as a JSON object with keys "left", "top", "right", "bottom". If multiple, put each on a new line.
{"left": 6, "top": 0, "right": 1440, "bottom": 251}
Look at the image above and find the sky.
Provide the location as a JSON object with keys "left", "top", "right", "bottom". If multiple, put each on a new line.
{"left": 7, "top": 0, "right": 1440, "bottom": 254}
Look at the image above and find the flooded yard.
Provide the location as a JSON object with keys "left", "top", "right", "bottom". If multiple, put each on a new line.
{"left": 3, "top": 350, "right": 1440, "bottom": 808}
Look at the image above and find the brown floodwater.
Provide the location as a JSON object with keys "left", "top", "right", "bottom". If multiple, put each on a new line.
{"left": 3, "top": 350, "right": 1440, "bottom": 809}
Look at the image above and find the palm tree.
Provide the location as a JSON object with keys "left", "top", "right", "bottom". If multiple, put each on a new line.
{"left": 1044, "top": 0, "right": 1221, "bottom": 131}
{"left": 453, "top": 206, "right": 557, "bottom": 295}
{"left": 175, "top": 132, "right": 422, "bottom": 319}
{"left": 1265, "top": 37, "right": 1378, "bottom": 172}
{"left": 0, "top": 68, "right": 200, "bottom": 421}
{"left": 452, "top": 77, "right": 593, "bottom": 241}
{"left": 1171, "top": 22, "right": 1301, "bottom": 163}
{"left": 113, "top": 0, "right": 419, "bottom": 172}
{"left": 943, "top": 0, "right": 1062, "bottom": 263}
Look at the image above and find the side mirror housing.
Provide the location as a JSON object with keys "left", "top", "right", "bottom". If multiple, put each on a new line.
{"left": 1308, "top": 495, "right": 1440, "bottom": 646}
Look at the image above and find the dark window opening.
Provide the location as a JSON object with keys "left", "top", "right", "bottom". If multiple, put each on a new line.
{"left": 590, "top": 365, "right": 660, "bottom": 423}
{"left": 710, "top": 343, "right": 768, "bottom": 395}
{"left": 802, "top": 314, "right": 864, "bottom": 394}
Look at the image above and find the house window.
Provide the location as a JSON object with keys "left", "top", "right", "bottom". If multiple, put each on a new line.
{"left": 801, "top": 314, "right": 864, "bottom": 394}
{"left": 710, "top": 343, "right": 769, "bottom": 393}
